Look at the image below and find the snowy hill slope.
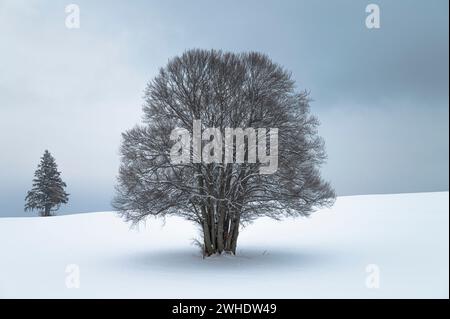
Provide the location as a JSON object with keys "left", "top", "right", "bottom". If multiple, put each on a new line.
{"left": 0, "top": 192, "right": 448, "bottom": 298}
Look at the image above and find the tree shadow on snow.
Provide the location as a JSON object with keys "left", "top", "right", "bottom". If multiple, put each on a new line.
{"left": 116, "top": 246, "right": 338, "bottom": 274}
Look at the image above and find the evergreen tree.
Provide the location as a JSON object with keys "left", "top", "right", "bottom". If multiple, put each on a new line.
{"left": 25, "top": 150, "right": 69, "bottom": 216}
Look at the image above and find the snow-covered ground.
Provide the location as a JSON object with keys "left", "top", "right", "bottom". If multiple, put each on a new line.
{"left": 0, "top": 192, "right": 448, "bottom": 298}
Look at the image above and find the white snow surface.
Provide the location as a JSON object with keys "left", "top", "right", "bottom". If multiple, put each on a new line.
{"left": 0, "top": 192, "right": 448, "bottom": 298}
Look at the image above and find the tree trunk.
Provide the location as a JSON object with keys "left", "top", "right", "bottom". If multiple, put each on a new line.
{"left": 230, "top": 224, "right": 239, "bottom": 254}
{"left": 197, "top": 168, "right": 215, "bottom": 256}
{"left": 42, "top": 205, "right": 51, "bottom": 217}
{"left": 224, "top": 215, "right": 240, "bottom": 254}
{"left": 201, "top": 209, "right": 240, "bottom": 256}
{"left": 216, "top": 206, "right": 225, "bottom": 253}
{"left": 201, "top": 206, "right": 215, "bottom": 256}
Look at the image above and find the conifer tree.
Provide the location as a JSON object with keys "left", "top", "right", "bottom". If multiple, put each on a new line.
{"left": 25, "top": 150, "right": 69, "bottom": 216}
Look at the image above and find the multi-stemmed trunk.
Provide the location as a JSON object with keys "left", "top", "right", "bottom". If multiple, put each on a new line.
{"left": 202, "top": 210, "right": 241, "bottom": 257}
{"left": 195, "top": 164, "right": 243, "bottom": 256}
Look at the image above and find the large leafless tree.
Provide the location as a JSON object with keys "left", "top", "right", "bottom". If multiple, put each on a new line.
{"left": 113, "top": 49, "right": 335, "bottom": 256}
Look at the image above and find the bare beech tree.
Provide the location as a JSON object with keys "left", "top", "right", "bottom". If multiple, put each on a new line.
{"left": 113, "top": 49, "right": 335, "bottom": 256}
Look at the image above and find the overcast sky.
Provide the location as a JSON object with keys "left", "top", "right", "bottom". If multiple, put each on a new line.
{"left": 0, "top": 0, "right": 448, "bottom": 217}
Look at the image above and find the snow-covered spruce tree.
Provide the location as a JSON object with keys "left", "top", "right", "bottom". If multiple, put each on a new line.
{"left": 113, "top": 49, "right": 335, "bottom": 256}
{"left": 25, "top": 150, "right": 69, "bottom": 217}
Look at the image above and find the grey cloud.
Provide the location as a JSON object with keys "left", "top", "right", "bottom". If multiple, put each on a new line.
{"left": 0, "top": 0, "right": 448, "bottom": 216}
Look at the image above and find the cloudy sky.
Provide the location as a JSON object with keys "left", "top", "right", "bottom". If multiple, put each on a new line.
{"left": 0, "top": 0, "right": 448, "bottom": 216}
